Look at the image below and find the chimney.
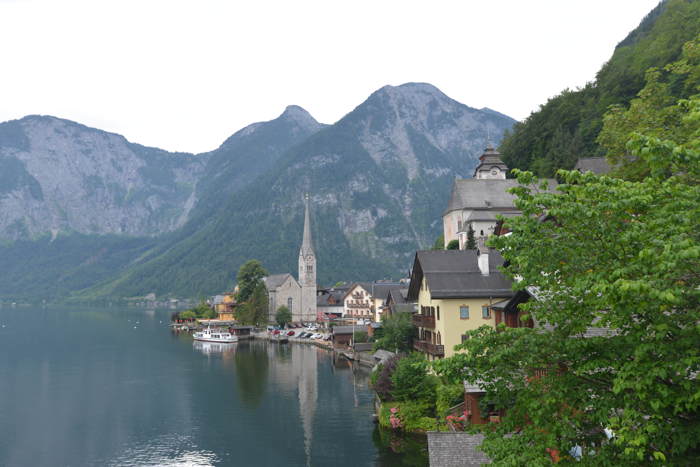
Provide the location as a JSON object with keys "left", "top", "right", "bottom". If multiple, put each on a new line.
{"left": 477, "top": 238, "right": 489, "bottom": 275}
{"left": 478, "top": 250, "right": 489, "bottom": 275}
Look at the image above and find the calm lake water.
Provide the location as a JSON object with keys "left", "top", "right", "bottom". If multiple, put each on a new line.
{"left": 0, "top": 307, "right": 427, "bottom": 466}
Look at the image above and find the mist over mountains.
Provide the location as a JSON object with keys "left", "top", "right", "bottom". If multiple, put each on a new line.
{"left": 0, "top": 83, "right": 515, "bottom": 301}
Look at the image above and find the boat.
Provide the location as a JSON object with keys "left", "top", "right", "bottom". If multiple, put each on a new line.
{"left": 192, "top": 327, "right": 238, "bottom": 343}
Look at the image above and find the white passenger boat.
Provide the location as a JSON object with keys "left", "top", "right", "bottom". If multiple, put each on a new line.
{"left": 193, "top": 327, "right": 238, "bottom": 343}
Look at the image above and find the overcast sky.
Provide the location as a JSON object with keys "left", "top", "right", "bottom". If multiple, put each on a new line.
{"left": 0, "top": 0, "right": 661, "bottom": 153}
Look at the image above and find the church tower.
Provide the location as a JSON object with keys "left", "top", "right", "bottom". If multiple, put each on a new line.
{"left": 298, "top": 194, "right": 317, "bottom": 322}
{"left": 473, "top": 144, "right": 508, "bottom": 179}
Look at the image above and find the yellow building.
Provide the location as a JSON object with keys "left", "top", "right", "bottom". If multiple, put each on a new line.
{"left": 214, "top": 293, "right": 237, "bottom": 321}
{"left": 406, "top": 249, "right": 513, "bottom": 360}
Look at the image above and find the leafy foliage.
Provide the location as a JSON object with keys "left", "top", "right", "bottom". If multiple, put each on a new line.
{"left": 391, "top": 353, "right": 437, "bottom": 406}
{"left": 372, "top": 356, "right": 399, "bottom": 401}
{"left": 432, "top": 235, "right": 444, "bottom": 250}
{"left": 446, "top": 239, "right": 459, "bottom": 250}
{"left": 465, "top": 224, "right": 476, "bottom": 250}
{"left": 275, "top": 305, "right": 292, "bottom": 327}
{"left": 436, "top": 105, "right": 700, "bottom": 463}
{"left": 177, "top": 300, "right": 216, "bottom": 320}
{"left": 378, "top": 401, "right": 438, "bottom": 432}
{"left": 599, "top": 34, "right": 700, "bottom": 180}
{"left": 237, "top": 282, "right": 269, "bottom": 326}
{"left": 436, "top": 382, "right": 465, "bottom": 419}
{"left": 236, "top": 260, "right": 267, "bottom": 303}
{"left": 374, "top": 312, "right": 416, "bottom": 353}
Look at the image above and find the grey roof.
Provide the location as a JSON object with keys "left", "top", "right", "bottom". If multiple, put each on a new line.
{"left": 332, "top": 326, "right": 356, "bottom": 335}
{"left": 445, "top": 179, "right": 558, "bottom": 215}
{"left": 574, "top": 157, "right": 612, "bottom": 175}
{"left": 317, "top": 288, "right": 346, "bottom": 307}
{"left": 489, "top": 298, "right": 510, "bottom": 310}
{"left": 386, "top": 287, "right": 409, "bottom": 305}
{"left": 408, "top": 250, "right": 514, "bottom": 300}
{"left": 373, "top": 350, "right": 395, "bottom": 364}
{"left": 392, "top": 303, "right": 417, "bottom": 313}
{"left": 346, "top": 282, "right": 404, "bottom": 301}
{"left": 427, "top": 432, "right": 490, "bottom": 466}
{"left": 263, "top": 273, "right": 294, "bottom": 291}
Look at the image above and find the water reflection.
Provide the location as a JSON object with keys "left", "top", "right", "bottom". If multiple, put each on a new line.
{"left": 373, "top": 428, "right": 430, "bottom": 467}
{"left": 233, "top": 342, "right": 269, "bottom": 407}
{"left": 192, "top": 341, "right": 237, "bottom": 357}
{"left": 0, "top": 308, "right": 426, "bottom": 467}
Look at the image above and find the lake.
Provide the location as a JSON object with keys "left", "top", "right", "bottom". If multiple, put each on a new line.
{"left": 0, "top": 306, "right": 427, "bottom": 466}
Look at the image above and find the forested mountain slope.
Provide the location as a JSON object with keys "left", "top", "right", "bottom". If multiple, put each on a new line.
{"left": 499, "top": 0, "right": 700, "bottom": 175}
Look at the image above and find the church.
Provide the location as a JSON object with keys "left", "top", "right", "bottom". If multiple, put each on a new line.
{"left": 263, "top": 194, "right": 317, "bottom": 323}
{"left": 442, "top": 145, "right": 556, "bottom": 250}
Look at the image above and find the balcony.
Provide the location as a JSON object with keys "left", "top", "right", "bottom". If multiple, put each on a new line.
{"left": 412, "top": 314, "right": 435, "bottom": 328}
{"left": 413, "top": 340, "right": 444, "bottom": 357}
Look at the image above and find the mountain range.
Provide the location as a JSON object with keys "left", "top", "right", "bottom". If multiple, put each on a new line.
{"left": 0, "top": 83, "right": 515, "bottom": 301}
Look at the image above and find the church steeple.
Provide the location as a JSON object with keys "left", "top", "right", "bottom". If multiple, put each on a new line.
{"left": 298, "top": 194, "right": 317, "bottom": 321}
{"left": 299, "top": 193, "right": 315, "bottom": 257}
{"left": 473, "top": 144, "right": 508, "bottom": 179}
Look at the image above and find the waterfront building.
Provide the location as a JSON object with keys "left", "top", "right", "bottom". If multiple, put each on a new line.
{"left": 406, "top": 249, "right": 513, "bottom": 360}
{"left": 342, "top": 281, "right": 405, "bottom": 322}
{"left": 263, "top": 273, "right": 301, "bottom": 323}
{"left": 264, "top": 194, "right": 318, "bottom": 323}
{"left": 316, "top": 287, "right": 346, "bottom": 322}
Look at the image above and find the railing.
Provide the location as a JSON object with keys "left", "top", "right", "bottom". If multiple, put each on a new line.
{"left": 412, "top": 314, "right": 435, "bottom": 328}
{"left": 413, "top": 340, "right": 444, "bottom": 356}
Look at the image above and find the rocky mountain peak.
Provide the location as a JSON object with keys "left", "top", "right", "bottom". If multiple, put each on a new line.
{"left": 278, "top": 104, "right": 323, "bottom": 132}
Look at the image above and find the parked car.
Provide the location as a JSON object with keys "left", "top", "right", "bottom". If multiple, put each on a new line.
{"left": 286, "top": 330, "right": 295, "bottom": 336}
{"left": 311, "top": 333, "right": 322, "bottom": 339}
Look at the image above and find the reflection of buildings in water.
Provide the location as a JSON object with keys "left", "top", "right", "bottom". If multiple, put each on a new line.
{"left": 192, "top": 341, "right": 236, "bottom": 360}
{"left": 265, "top": 343, "right": 318, "bottom": 465}
{"left": 297, "top": 346, "right": 318, "bottom": 465}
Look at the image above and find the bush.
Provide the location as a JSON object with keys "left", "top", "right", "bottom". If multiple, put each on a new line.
{"left": 353, "top": 331, "right": 369, "bottom": 343}
{"left": 378, "top": 401, "right": 438, "bottom": 432}
{"left": 179, "top": 310, "right": 196, "bottom": 320}
{"left": 373, "top": 356, "right": 399, "bottom": 401}
{"left": 436, "top": 382, "right": 465, "bottom": 418}
{"left": 391, "top": 353, "right": 437, "bottom": 405}
{"left": 446, "top": 239, "right": 460, "bottom": 250}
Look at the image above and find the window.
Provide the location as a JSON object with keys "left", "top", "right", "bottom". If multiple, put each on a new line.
{"left": 461, "top": 334, "right": 469, "bottom": 343}
{"left": 307, "top": 265, "right": 313, "bottom": 273}
{"left": 460, "top": 306, "right": 469, "bottom": 319}
{"left": 482, "top": 306, "right": 491, "bottom": 318}
{"left": 288, "top": 297, "right": 293, "bottom": 314}
{"left": 437, "top": 306, "right": 440, "bottom": 320}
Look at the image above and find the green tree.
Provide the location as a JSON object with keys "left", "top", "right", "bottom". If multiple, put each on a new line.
{"left": 236, "top": 259, "right": 267, "bottom": 303}
{"left": 465, "top": 224, "right": 476, "bottom": 250}
{"left": 374, "top": 312, "right": 416, "bottom": 353}
{"left": 275, "top": 305, "right": 292, "bottom": 328}
{"left": 432, "top": 235, "right": 444, "bottom": 250}
{"left": 436, "top": 113, "right": 700, "bottom": 464}
{"left": 240, "top": 282, "right": 269, "bottom": 326}
{"left": 391, "top": 353, "right": 437, "bottom": 405}
{"left": 446, "top": 239, "right": 459, "bottom": 250}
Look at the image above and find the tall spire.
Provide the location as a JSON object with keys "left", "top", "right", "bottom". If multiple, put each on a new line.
{"left": 300, "top": 193, "right": 315, "bottom": 257}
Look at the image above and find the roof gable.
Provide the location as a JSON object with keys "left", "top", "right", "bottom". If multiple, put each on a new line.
{"left": 408, "top": 250, "right": 513, "bottom": 300}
